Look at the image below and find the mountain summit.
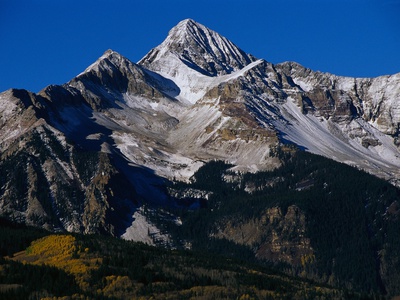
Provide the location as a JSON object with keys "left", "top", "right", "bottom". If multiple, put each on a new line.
{"left": 140, "top": 19, "right": 256, "bottom": 77}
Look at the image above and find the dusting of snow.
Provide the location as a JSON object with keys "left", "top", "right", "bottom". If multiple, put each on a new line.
{"left": 0, "top": 91, "right": 26, "bottom": 147}
{"left": 292, "top": 78, "right": 313, "bottom": 92}
{"left": 77, "top": 49, "right": 115, "bottom": 77}
{"left": 0, "top": 90, "right": 20, "bottom": 119}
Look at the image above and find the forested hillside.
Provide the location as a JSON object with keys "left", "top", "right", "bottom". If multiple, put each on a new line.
{"left": 0, "top": 220, "right": 363, "bottom": 299}
{"left": 147, "top": 148, "right": 400, "bottom": 297}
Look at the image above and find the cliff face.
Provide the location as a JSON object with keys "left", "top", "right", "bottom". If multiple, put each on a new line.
{"left": 0, "top": 111, "right": 139, "bottom": 235}
{"left": 277, "top": 62, "right": 400, "bottom": 135}
{"left": 212, "top": 205, "right": 313, "bottom": 266}
{"left": 255, "top": 206, "right": 313, "bottom": 266}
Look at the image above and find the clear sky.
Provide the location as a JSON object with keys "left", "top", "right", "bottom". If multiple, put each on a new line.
{"left": 1, "top": 0, "right": 399, "bottom": 93}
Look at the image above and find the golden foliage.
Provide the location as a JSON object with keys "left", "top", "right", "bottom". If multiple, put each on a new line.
{"left": 301, "top": 253, "right": 316, "bottom": 267}
{"left": 101, "top": 275, "right": 136, "bottom": 298}
{"left": 26, "top": 235, "right": 76, "bottom": 257}
{"left": 14, "top": 235, "right": 101, "bottom": 290}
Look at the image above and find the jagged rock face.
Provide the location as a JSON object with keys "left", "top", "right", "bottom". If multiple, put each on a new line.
{"left": 277, "top": 61, "right": 400, "bottom": 134}
{"left": 0, "top": 123, "right": 81, "bottom": 231}
{"left": 213, "top": 205, "right": 313, "bottom": 266}
{"left": 68, "top": 50, "right": 173, "bottom": 109}
{"left": 0, "top": 89, "right": 43, "bottom": 151}
{"left": 255, "top": 206, "right": 313, "bottom": 266}
{"left": 0, "top": 112, "right": 139, "bottom": 235}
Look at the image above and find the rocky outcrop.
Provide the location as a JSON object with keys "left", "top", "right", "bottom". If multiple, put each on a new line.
{"left": 276, "top": 61, "right": 400, "bottom": 134}
{"left": 213, "top": 205, "right": 313, "bottom": 267}
{"left": 256, "top": 206, "right": 313, "bottom": 266}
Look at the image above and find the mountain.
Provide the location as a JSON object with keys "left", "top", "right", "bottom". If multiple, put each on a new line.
{"left": 1, "top": 18, "right": 400, "bottom": 297}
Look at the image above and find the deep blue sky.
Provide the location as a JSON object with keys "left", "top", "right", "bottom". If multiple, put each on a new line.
{"left": 1, "top": 0, "right": 399, "bottom": 93}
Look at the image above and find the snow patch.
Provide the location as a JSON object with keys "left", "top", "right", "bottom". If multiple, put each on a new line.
{"left": 121, "top": 208, "right": 172, "bottom": 246}
{"left": 271, "top": 97, "right": 400, "bottom": 182}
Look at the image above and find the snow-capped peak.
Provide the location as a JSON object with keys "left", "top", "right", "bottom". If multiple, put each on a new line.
{"left": 139, "top": 19, "right": 256, "bottom": 77}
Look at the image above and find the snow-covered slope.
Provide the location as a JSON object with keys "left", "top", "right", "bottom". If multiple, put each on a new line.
{"left": 139, "top": 18, "right": 257, "bottom": 104}
{"left": 271, "top": 97, "right": 400, "bottom": 184}
{"left": 140, "top": 19, "right": 256, "bottom": 77}
{"left": 268, "top": 62, "right": 400, "bottom": 184}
